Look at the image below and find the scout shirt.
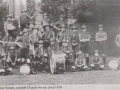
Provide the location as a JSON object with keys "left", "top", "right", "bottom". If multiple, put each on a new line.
{"left": 70, "top": 31, "right": 79, "bottom": 45}
{"left": 16, "top": 34, "right": 29, "bottom": 47}
{"left": 4, "top": 20, "right": 16, "bottom": 33}
{"left": 42, "top": 18, "right": 53, "bottom": 27}
{"left": 91, "top": 55, "right": 102, "bottom": 64}
{"left": 79, "top": 31, "right": 91, "bottom": 42}
{"left": 42, "top": 30, "right": 55, "bottom": 42}
{"left": 56, "top": 31, "right": 68, "bottom": 43}
{"left": 29, "top": 32, "right": 42, "bottom": 44}
{"left": 75, "top": 56, "right": 86, "bottom": 67}
{"left": 95, "top": 31, "right": 107, "bottom": 41}
{"left": 35, "top": 47, "right": 44, "bottom": 58}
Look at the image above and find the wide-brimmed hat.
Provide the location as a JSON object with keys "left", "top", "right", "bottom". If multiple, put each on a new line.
{"left": 71, "top": 26, "right": 78, "bottom": 30}
{"left": 60, "top": 15, "right": 64, "bottom": 18}
{"left": 60, "top": 24, "right": 66, "bottom": 28}
{"left": 50, "top": 38, "right": 55, "bottom": 42}
{"left": 76, "top": 51, "right": 83, "bottom": 55}
{"left": 10, "top": 46, "right": 15, "bottom": 50}
{"left": 81, "top": 25, "right": 87, "bottom": 29}
{"left": 43, "top": 13, "right": 48, "bottom": 16}
{"left": 6, "top": 15, "right": 12, "bottom": 18}
{"left": 99, "top": 24, "right": 103, "bottom": 27}
{"left": 23, "top": 28, "right": 28, "bottom": 33}
{"left": 32, "top": 26, "right": 39, "bottom": 30}
{"left": 38, "top": 40, "right": 44, "bottom": 44}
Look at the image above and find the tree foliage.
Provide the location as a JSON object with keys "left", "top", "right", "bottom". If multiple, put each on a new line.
{"left": 41, "top": 0, "right": 98, "bottom": 23}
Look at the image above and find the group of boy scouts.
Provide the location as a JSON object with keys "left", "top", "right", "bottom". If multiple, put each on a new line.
{"left": 0, "top": 9, "right": 109, "bottom": 75}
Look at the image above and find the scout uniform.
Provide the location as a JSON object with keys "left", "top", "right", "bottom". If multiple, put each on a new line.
{"left": 42, "top": 24, "right": 55, "bottom": 49}
{"left": 32, "top": 40, "right": 44, "bottom": 72}
{"left": 29, "top": 27, "right": 42, "bottom": 57}
{"left": 0, "top": 54, "right": 12, "bottom": 75}
{"left": 19, "top": 10, "right": 30, "bottom": 31}
{"left": 34, "top": 40, "right": 44, "bottom": 61}
{"left": 95, "top": 24, "right": 107, "bottom": 54}
{"left": 75, "top": 51, "right": 88, "bottom": 70}
{"left": 16, "top": 28, "right": 30, "bottom": 63}
{"left": 56, "top": 25, "right": 69, "bottom": 52}
{"left": 70, "top": 26, "right": 79, "bottom": 62}
{"left": 62, "top": 39, "right": 71, "bottom": 53}
{"left": 53, "top": 15, "right": 67, "bottom": 31}
{"left": 4, "top": 15, "right": 16, "bottom": 41}
{"left": 79, "top": 25, "right": 91, "bottom": 54}
{"left": 42, "top": 13, "right": 53, "bottom": 27}
{"left": 16, "top": 28, "right": 29, "bottom": 48}
{"left": 90, "top": 50, "right": 104, "bottom": 69}
{"left": 7, "top": 46, "right": 18, "bottom": 67}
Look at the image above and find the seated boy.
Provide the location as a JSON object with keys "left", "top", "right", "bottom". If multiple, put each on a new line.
{"left": 74, "top": 51, "right": 88, "bottom": 71}
{"left": 90, "top": 50, "right": 105, "bottom": 70}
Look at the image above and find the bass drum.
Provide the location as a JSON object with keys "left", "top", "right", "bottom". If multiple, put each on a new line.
{"left": 50, "top": 53, "right": 66, "bottom": 74}
{"left": 19, "top": 64, "right": 31, "bottom": 75}
{"left": 108, "top": 59, "right": 119, "bottom": 70}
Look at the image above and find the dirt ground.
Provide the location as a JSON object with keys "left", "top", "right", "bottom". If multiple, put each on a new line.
{"left": 1, "top": 70, "right": 120, "bottom": 85}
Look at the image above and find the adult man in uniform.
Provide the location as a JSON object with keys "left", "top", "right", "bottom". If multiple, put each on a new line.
{"left": 79, "top": 25, "right": 91, "bottom": 55}
{"left": 19, "top": 10, "right": 31, "bottom": 31}
{"left": 95, "top": 24, "right": 107, "bottom": 55}
{"left": 70, "top": 26, "right": 79, "bottom": 64}
{"left": 4, "top": 15, "right": 16, "bottom": 41}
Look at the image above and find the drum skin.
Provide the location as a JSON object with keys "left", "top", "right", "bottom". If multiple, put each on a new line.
{"left": 108, "top": 59, "right": 119, "bottom": 70}
{"left": 50, "top": 53, "right": 66, "bottom": 74}
{"left": 19, "top": 64, "right": 30, "bottom": 75}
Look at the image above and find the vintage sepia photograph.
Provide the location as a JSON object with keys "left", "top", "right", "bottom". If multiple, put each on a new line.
{"left": 0, "top": 0, "right": 120, "bottom": 88}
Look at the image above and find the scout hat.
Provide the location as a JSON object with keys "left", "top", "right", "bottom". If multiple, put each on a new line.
{"left": 99, "top": 24, "right": 103, "bottom": 27}
{"left": 6, "top": 15, "right": 12, "bottom": 18}
{"left": 43, "top": 13, "right": 48, "bottom": 16}
{"left": 38, "top": 40, "right": 44, "bottom": 44}
{"left": 76, "top": 51, "right": 83, "bottom": 56}
{"left": 71, "top": 26, "right": 78, "bottom": 30}
{"left": 60, "top": 24, "right": 66, "bottom": 28}
{"left": 33, "top": 26, "right": 39, "bottom": 30}
{"left": 95, "top": 50, "right": 99, "bottom": 53}
{"left": 23, "top": 28, "right": 28, "bottom": 33}
{"left": 81, "top": 25, "right": 87, "bottom": 29}
{"left": 10, "top": 46, "right": 15, "bottom": 50}
{"left": 66, "top": 49, "right": 71, "bottom": 53}
{"left": 60, "top": 14, "right": 64, "bottom": 18}
{"left": 50, "top": 38, "right": 55, "bottom": 42}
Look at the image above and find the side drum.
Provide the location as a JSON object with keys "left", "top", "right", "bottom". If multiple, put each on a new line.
{"left": 50, "top": 53, "right": 66, "bottom": 74}
{"left": 108, "top": 59, "right": 119, "bottom": 70}
{"left": 19, "top": 64, "right": 31, "bottom": 75}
